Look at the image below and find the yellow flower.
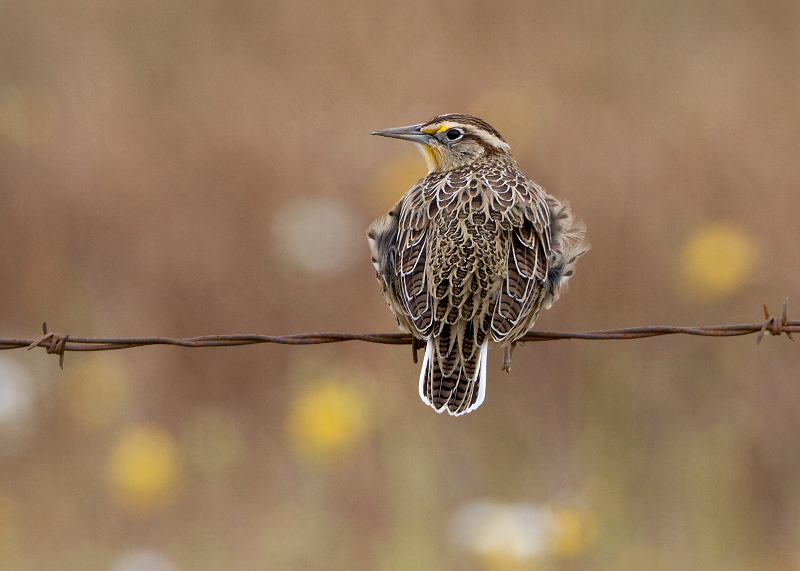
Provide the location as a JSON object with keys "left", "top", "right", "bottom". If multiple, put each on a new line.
{"left": 107, "top": 424, "right": 182, "bottom": 513}
{"left": 286, "top": 380, "right": 369, "bottom": 465}
{"left": 679, "top": 224, "right": 756, "bottom": 300}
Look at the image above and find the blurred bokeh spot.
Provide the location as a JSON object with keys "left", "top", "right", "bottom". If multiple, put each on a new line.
{"left": 110, "top": 549, "right": 176, "bottom": 571}
{"left": 0, "top": 83, "right": 59, "bottom": 150}
{"left": 449, "top": 501, "right": 553, "bottom": 569}
{"left": 449, "top": 501, "right": 596, "bottom": 569}
{"left": 679, "top": 223, "right": 756, "bottom": 300}
{"left": 286, "top": 379, "right": 369, "bottom": 465}
{"left": 183, "top": 407, "right": 244, "bottom": 477}
{"left": 470, "top": 88, "right": 538, "bottom": 151}
{"left": 371, "top": 153, "right": 427, "bottom": 213}
{"left": 551, "top": 508, "right": 598, "bottom": 557}
{"left": 107, "top": 424, "right": 182, "bottom": 513}
{"left": 272, "top": 198, "right": 361, "bottom": 275}
{"left": 67, "top": 355, "right": 130, "bottom": 432}
{"left": 0, "top": 356, "right": 36, "bottom": 458}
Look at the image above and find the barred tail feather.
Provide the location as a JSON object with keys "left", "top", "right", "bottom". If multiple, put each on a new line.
{"left": 419, "top": 338, "right": 488, "bottom": 416}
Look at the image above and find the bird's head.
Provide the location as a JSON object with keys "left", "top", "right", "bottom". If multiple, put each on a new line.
{"left": 372, "top": 114, "right": 512, "bottom": 174}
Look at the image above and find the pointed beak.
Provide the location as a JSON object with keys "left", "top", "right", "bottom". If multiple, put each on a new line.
{"left": 371, "top": 123, "right": 434, "bottom": 145}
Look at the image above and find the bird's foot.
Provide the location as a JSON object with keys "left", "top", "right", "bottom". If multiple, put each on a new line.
{"left": 502, "top": 343, "right": 516, "bottom": 373}
{"left": 411, "top": 336, "right": 422, "bottom": 363}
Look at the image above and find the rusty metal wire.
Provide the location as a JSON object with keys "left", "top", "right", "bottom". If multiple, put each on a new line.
{"left": 0, "top": 300, "right": 795, "bottom": 369}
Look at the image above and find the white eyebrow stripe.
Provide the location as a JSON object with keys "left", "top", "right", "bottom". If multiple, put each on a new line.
{"left": 469, "top": 128, "right": 510, "bottom": 150}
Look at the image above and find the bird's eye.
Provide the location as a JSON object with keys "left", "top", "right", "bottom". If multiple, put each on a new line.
{"left": 445, "top": 128, "right": 463, "bottom": 141}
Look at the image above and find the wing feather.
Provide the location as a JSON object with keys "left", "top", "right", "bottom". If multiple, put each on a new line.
{"left": 491, "top": 177, "right": 550, "bottom": 343}
{"left": 395, "top": 184, "right": 435, "bottom": 337}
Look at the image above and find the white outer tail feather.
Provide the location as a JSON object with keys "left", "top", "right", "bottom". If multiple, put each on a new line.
{"left": 418, "top": 339, "right": 488, "bottom": 416}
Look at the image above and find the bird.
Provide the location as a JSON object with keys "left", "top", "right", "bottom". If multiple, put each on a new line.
{"left": 367, "top": 114, "right": 587, "bottom": 416}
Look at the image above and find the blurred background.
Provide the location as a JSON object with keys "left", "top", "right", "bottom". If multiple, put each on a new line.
{"left": 1, "top": 0, "right": 800, "bottom": 569}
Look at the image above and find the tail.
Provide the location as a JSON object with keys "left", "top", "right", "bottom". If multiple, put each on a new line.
{"left": 418, "top": 336, "right": 488, "bottom": 416}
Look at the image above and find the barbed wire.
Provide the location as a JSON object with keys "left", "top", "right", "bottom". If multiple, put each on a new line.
{"left": 0, "top": 300, "right": 795, "bottom": 369}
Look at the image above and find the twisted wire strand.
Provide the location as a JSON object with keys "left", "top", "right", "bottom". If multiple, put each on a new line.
{"left": 0, "top": 301, "right": 794, "bottom": 368}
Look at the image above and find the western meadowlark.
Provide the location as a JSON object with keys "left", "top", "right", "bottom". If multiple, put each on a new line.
{"left": 367, "top": 114, "right": 587, "bottom": 416}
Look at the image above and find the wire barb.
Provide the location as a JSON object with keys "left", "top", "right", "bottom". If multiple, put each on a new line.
{"left": 758, "top": 298, "right": 794, "bottom": 345}
{"left": 26, "top": 322, "right": 70, "bottom": 368}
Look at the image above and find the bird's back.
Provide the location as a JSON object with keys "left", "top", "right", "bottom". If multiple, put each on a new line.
{"left": 368, "top": 113, "right": 587, "bottom": 416}
{"left": 370, "top": 157, "right": 553, "bottom": 415}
